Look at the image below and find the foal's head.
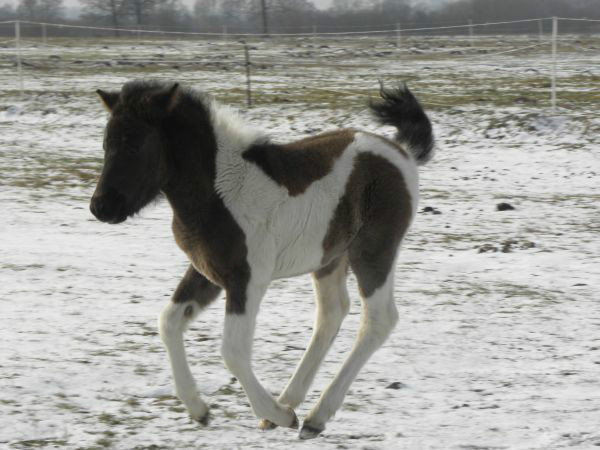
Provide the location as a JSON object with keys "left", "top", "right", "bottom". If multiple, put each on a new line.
{"left": 90, "top": 81, "right": 179, "bottom": 224}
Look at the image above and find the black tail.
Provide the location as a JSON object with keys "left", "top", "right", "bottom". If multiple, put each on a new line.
{"left": 369, "top": 83, "right": 435, "bottom": 165}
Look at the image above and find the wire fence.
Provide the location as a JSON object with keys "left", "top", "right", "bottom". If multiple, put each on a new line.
{"left": 0, "top": 17, "right": 598, "bottom": 117}
{"left": 1, "top": 16, "right": 600, "bottom": 37}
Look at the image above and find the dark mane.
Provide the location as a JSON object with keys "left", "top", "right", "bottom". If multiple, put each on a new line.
{"left": 117, "top": 80, "right": 211, "bottom": 122}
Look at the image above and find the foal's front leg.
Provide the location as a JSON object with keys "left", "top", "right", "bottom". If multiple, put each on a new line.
{"left": 159, "top": 265, "right": 222, "bottom": 422}
{"left": 221, "top": 279, "right": 298, "bottom": 428}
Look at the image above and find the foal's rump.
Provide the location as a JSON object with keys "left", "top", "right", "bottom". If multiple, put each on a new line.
{"left": 349, "top": 147, "right": 416, "bottom": 298}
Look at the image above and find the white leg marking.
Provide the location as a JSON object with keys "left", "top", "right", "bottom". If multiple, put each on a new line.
{"left": 221, "top": 282, "right": 298, "bottom": 428}
{"left": 302, "top": 271, "right": 399, "bottom": 437}
{"left": 278, "top": 260, "right": 350, "bottom": 409}
{"left": 158, "top": 301, "right": 208, "bottom": 422}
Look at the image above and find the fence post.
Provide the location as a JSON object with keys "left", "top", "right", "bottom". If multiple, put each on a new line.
{"left": 551, "top": 16, "right": 558, "bottom": 112}
{"left": 15, "top": 20, "right": 23, "bottom": 95}
{"left": 244, "top": 43, "right": 252, "bottom": 108}
{"left": 42, "top": 23, "right": 47, "bottom": 45}
{"left": 260, "top": 0, "right": 269, "bottom": 37}
{"left": 396, "top": 23, "right": 401, "bottom": 49}
{"left": 538, "top": 18, "right": 543, "bottom": 42}
{"left": 468, "top": 19, "right": 474, "bottom": 47}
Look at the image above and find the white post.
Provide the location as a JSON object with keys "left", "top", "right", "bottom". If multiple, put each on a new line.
{"left": 551, "top": 16, "right": 558, "bottom": 112}
{"left": 312, "top": 24, "right": 317, "bottom": 38}
{"left": 396, "top": 23, "right": 401, "bottom": 49}
{"left": 42, "top": 23, "right": 47, "bottom": 45}
{"left": 468, "top": 19, "right": 474, "bottom": 47}
{"left": 538, "top": 19, "right": 543, "bottom": 42}
{"left": 15, "top": 20, "right": 23, "bottom": 94}
{"left": 222, "top": 24, "right": 228, "bottom": 41}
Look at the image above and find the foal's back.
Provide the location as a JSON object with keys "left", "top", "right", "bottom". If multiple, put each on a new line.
{"left": 242, "top": 129, "right": 355, "bottom": 198}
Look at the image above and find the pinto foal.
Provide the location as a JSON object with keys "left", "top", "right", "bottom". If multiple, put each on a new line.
{"left": 90, "top": 80, "right": 434, "bottom": 438}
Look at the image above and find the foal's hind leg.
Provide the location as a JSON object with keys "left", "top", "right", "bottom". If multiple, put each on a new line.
{"left": 299, "top": 153, "right": 413, "bottom": 438}
{"left": 259, "top": 256, "right": 350, "bottom": 430}
{"left": 159, "top": 265, "right": 222, "bottom": 422}
{"left": 300, "top": 268, "right": 398, "bottom": 439}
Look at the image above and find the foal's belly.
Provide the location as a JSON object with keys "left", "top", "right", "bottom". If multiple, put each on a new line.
{"left": 270, "top": 205, "right": 333, "bottom": 280}
{"left": 273, "top": 238, "right": 324, "bottom": 279}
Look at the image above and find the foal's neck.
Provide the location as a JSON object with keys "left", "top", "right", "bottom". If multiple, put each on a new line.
{"left": 161, "top": 101, "right": 219, "bottom": 222}
{"left": 161, "top": 96, "right": 264, "bottom": 227}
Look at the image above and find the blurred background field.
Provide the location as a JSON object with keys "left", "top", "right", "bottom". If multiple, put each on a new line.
{"left": 1, "top": 15, "right": 599, "bottom": 450}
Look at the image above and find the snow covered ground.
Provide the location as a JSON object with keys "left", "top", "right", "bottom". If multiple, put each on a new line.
{"left": 1, "top": 34, "right": 599, "bottom": 449}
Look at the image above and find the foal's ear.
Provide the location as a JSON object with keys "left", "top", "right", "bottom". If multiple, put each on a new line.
{"left": 96, "top": 89, "right": 120, "bottom": 112}
{"left": 152, "top": 83, "right": 180, "bottom": 114}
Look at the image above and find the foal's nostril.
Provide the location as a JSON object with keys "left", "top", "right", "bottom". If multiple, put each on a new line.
{"left": 90, "top": 196, "right": 105, "bottom": 219}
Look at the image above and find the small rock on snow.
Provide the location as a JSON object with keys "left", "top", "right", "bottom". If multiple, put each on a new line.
{"left": 496, "top": 202, "right": 515, "bottom": 211}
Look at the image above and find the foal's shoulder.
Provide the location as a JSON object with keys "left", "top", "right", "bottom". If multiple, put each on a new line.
{"left": 242, "top": 129, "right": 356, "bottom": 197}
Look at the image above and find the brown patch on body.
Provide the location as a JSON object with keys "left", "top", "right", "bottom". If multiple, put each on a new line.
{"left": 172, "top": 199, "right": 251, "bottom": 315}
{"left": 316, "top": 153, "right": 413, "bottom": 297}
{"left": 242, "top": 129, "right": 355, "bottom": 196}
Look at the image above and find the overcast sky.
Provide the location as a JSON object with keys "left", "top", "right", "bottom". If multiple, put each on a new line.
{"left": 313, "top": 0, "right": 332, "bottom": 8}
{"left": 2, "top": 0, "right": 337, "bottom": 9}
{"left": 4, "top": 0, "right": 451, "bottom": 13}
{"left": 311, "top": 0, "right": 451, "bottom": 9}
{"left": 313, "top": 0, "right": 334, "bottom": 8}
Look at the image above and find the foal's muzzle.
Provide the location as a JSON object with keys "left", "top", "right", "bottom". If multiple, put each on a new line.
{"left": 90, "top": 188, "right": 128, "bottom": 224}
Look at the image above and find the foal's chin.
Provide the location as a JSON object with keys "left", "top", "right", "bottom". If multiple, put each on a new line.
{"left": 108, "top": 205, "right": 143, "bottom": 224}
{"left": 91, "top": 204, "right": 134, "bottom": 225}
{"left": 106, "top": 215, "right": 128, "bottom": 225}
{"left": 92, "top": 213, "right": 128, "bottom": 225}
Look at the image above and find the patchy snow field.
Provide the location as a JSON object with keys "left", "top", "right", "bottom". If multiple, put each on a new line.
{"left": 1, "top": 33, "right": 599, "bottom": 449}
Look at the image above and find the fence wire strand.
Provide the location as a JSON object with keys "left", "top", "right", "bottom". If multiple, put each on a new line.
{"left": 1, "top": 17, "right": 599, "bottom": 38}
{"left": 5, "top": 17, "right": 553, "bottom": 37}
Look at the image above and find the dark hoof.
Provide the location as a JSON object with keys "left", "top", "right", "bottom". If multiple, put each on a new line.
{"left": 288, "top": 413, "right": 299, "bottom": 430}
{"left": 258, "top": 419, "right": 278, "bottom": 430}
{"left": 194, "top": 412, "right": 210, "bottom": 426}
{"left": 299, "top": 422, "right": 323, "bottom": 440}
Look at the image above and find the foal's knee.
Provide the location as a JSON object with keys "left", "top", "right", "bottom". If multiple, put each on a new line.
{"left": 158, "top": 301, "right": 197, "bottom": 342}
